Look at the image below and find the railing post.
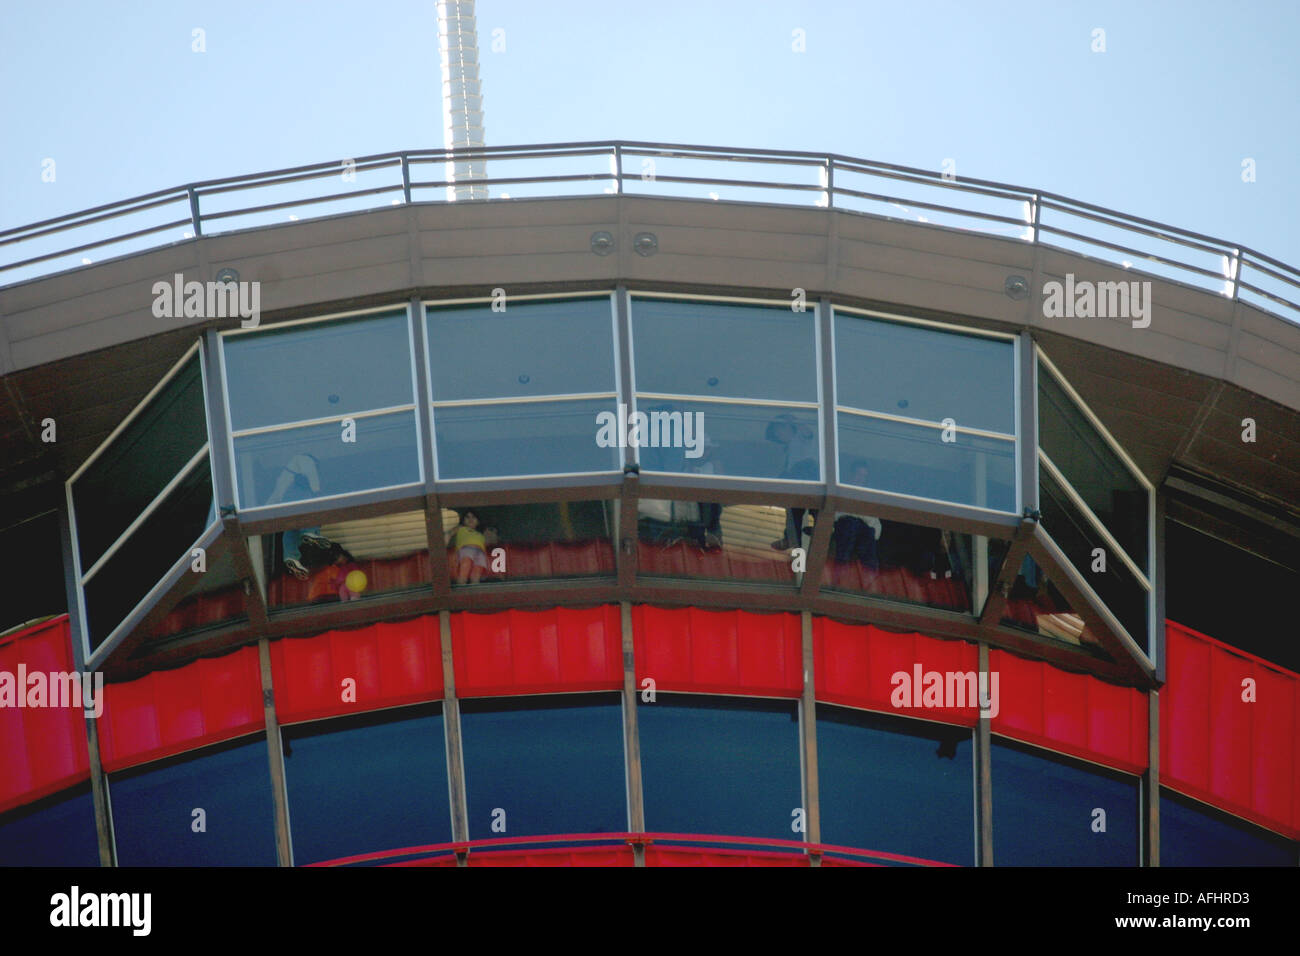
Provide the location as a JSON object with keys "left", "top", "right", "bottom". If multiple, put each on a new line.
{"left": 1230, "top": 247, "right": 1241, "bottom": 300}
{"left": 613, "top": 143, "right": 623, "bottom": 196}
{"left": 401, "top": 153, "right": 412, "bottom": 204}
{"left": 825, "top": 157, "right": 834, "bottom": 209}
{"left": 187, "top": 186, "right": 202, "bottom": 238}
{"left": 1031, "top": 192, "right": 1041, "bottom": 244}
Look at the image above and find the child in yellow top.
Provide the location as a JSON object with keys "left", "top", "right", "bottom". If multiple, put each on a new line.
{"left": 447, "top": 509, "right": 489, "bottom": 584}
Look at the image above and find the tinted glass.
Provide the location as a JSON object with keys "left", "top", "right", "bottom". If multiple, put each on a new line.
{"left": 839, "top": 413, "right": 1015, "bottom": 512}
{"left": 998, "top": 553, "right": 1105, "bottom": 651}
{"left": 836, "top": 314, "right": 1015, "bottom": 434}
{"left": 144, "top": 544, "right": 247, "bottom": 642}
{"left": 816, "top": 707, "right": 974, "bottom": 865}
{"left": 991, "top": 739, "right": 1138, "bottom": 865}
{"left": 0, "top": 785, "right": 99, "bottom": 866}
{"left": 636, "top": 400, "right": 820, "bottom": 480}
{"left": 224, "top": 311, "right": 414, "bottom": 431}
{"left": 460, "top": 695, "right": 625, "bottom": 840}
{"left": 632, "top": 298, "right": 817, "bottom": 403}
{"left": 442, "top": 502, "right": 615, "bottom": 586}
{"left": 83, "top": 456, "right": 215, "bottom": 650}
{"left": 637, "top": 500, "right": 798, "bottom": 585}
{"left": 73, "top": 356, "right": 206, "bottom": 569}
{"left": 824, "top": 515, "right": 975, "bottom": 614}
{"left": 1040, "top": 466, "right": 1149, "bottom": 653}
{"left": 282, "top": 706, "right": 451, "bottom": 865}
{"left": 1160, "top": 790, "right": 1298, "bottom": 866}
{"left": 110, "top": 737, "right": 276, "bottom": 866}
{"left": 234, "top": 411, "right": 421, "bottom": 507}
{"left": 427, "top": 298, "right": 616, "bottom": 400}
{"left": 638, "top": 695, "right": 801, "bottom": 842}
{"left": 433, "top": 399, "right": 619, "bottom": 478}
{"left": 1039, "top": 368, "right": 1148, "bottom": 570}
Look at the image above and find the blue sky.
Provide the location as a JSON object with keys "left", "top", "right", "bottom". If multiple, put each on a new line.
{"left": 2, "top": 0, "right": 1297, "bottom": 269}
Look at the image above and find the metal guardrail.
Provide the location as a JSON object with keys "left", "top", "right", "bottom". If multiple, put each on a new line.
{"left": 2, "top": 140, "right": 1297, "bottom": 324}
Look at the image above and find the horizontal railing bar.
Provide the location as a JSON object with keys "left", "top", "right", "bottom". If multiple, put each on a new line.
{"left": 0, "top": 188, "right": 190, "bottom": 241}
{"left": 1236, "top": 282, "right": 1300, "bottom": 315}
{"left": 198, "top": 182, "right": 405, "bottom": 223}
{"left": 832, "top": 163, "right": 1035, "bottom": 204}
{"left": 0, "top": 217, "right": 193, "bottom": 272}
{"left": 195, "top": 157, "right": 402, "bottom": 197}
{"left": 1036, "top": 226, "right": 1228, "bottom": 282}
{"left": 1240, "top": 245, "right": 1300, "bottom": 278}
{"left": 832, "top": 184, "right": 1029, "bottom": 227}
{"left": 627, "top": 173, "right": 823, "bottom": 193}
{"left": 412, "top": 172, "right": 614, "bottom": 190}
{"left": 1038, "top": 197, "right": 1231, "bottom": 259}
{"left": 406, "top": 146, "right": 615, "bottom": 165}
{"left": 0, "top": 192, "right": 189, "bottom": 247}
{"left": 1239, "top": 255, "right": 1300, "bottom": 288}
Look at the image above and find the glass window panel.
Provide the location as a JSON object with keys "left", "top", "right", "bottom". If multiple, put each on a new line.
{"left": 1160, "top": 790, "right": 1298, "bottom": 867}
{"left": 638, "top": 695, "right": 802, "bottom": 843}
{"left": 233, "top": 411, "right": 421, "bottom": 508}
{"left": 460, "top": 694, "right": 625, "bottom": 840}
{"left": 816, "top": 706, "right": 974, "bottom": 865}
{"left": 824, "top": 513, "right": 975, "bottom": 614}
{"left": 835, "top": 314, "right": 1015, "bottom": 435}
{"left": 72, "top": 355, "right": 206, "bottom": 570}
{"left": 637, "top": 400, "right": 820, "bottom": 481}
{"left": 441, "top": 502, "right": 615, "bottom": 587}
{"left": 637, "top": 500, "right": 797, "bottom": 585}
{"left": 427, "top": 298, "right": 616, "bottom": 400}
{"left": 83, "top": 456, "right": 215, "bottom": 651}
{"left": 143, "top": 545, "right": 247, "bottom": 643}
{"left": 262, "top": 509, "right": 430, "bottom": 609}
{"left": 1038, "top": 368, "right": 1148, "bottom": 570}
{"left": 0, "top": 511, "right": 67, "bottom": 633}
{"left": 998, "top": 554, "right": 1107, "bottom": 652}
{"left": 0, "top": 785, "right": 99, "bottom": 866}
{"left": 838, "top": 414, "right": 1015, "bottom": 512}
{"left": 1040, "top": 466, "right": 1149, "bottom": 653}
{"left": 109, "top": 737, "right": 276, "bottom": 866}
{"left": 433, "top": 399, "right": 619, "bottom": 479}
{"left": 631, "top": 298, "right": 817, "bottom": 403}
{"left": 991, "top": 739, "right": 1139, "bottom": 866}
{"left": 282, "top": 705, "right": 451, "bottom": 865}
{"left": 223, "top": 311, "right": 414, "bottom": 431}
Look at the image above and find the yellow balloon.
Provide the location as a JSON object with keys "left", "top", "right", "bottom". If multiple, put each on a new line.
{"left": 345, "top": 570, "right": 368, "bottom": 593}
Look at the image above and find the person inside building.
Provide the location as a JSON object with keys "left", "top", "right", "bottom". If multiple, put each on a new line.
{"left": 833, "top": 460, "right": 883, "bottom": 570}
{"left": 446, "top": 508, "right": 490, "bottom": 585}
{"left": 767, "top": 413, "right": 819, "bottom": 550}
{"left": 264, "top": 452, "right": 332, "bottom": 580}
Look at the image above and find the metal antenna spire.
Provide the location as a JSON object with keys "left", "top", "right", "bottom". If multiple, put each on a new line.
{"left": 437, "top": 0, "right": 487, "bottom": 200}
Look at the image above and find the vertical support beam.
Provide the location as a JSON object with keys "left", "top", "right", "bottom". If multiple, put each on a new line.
{"left": 976, "top": 642, "right": 994, "bottom": 866}
{"left": 84, "top": 715, "right": 116, "bottom": 867}
{"left": 800, "top": 610, "right": 821, "bottom": 865}
{"left": 411, "top": 297, "right": 450, "bottom": 597}
{"left": 801, "top": 296, "right": 838, "bottom": 599}
{"left": 1018, "top": 330, "right": 1038, "bottom": 518}
{"left": 1153, "top": 487, "right": 1167, "bottom": 681}
{"left": 439, "top": 610, "right": 469, "bottom": 862}
{"left": 401, "top": 154, "right": 412, "bottom": 204}
{"left": 257, "top": 638, "right": 293, "bottom": 866}
{"left": 620, "top": 602, "right": 646, "bottom": 866}
{"left": 614, "top": 286, "right": 640, "bottom": 591}
{"left": 188, "top": 186, "right": 202, "bottom": 237}
{"left": 1145, "top": 688, "right": 1159, "bottom": 866}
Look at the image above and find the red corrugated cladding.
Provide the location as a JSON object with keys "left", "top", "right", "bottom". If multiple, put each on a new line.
{"left": 633, "top": 606, "right": 803, "bottom": 698}
{"left": 0, "top": 617, "right": 90, "bottom": 814}
{"left": 452, "top": 606, "right": 623, "bottom": 698}
{"left": 1161, "top": 621, "right": 1299, "bottom": 839}
{"left": 272, "top": 617, "right": 443, "bottom": 724}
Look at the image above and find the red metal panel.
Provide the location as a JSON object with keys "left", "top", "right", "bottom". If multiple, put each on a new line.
{"left": 452, "top": 606, "right": 622, "bottom": 698}
{"left": 643, "top": 846, "right": 809, "bottom": 866}
{"left": 99, "top": 645, "right": 264, "bottom": 772}
{"left": 813, "top": 618, "right": 979, "bottom": 726}
{"left": 0, "top": 617, "right": 91, "bottom": 814}
{"left": 466, "top": 846, "right": 635, "bottom": 867}
{"left": 633, "top": 606, "right": 802, "bottom": 698}
{"left": 989, "top": 649, "right": 1147, "bottom": 774}
{"left": 272, "top": 616, "right": 443, "bottom": 724}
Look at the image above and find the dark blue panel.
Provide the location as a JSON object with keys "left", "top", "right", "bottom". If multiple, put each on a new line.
{"left": 816, "top": 706, "right": 974, "bottom": 865}
{"left": 1160, "top": 790, "right": 1297, "bottom": 867}
{"left": 282, "top": 705, "right": 451, "bottom": 865}
{"left": 460, "top": 694, "right": 625, "bottom": 841}
{"left": 0, "top": 785, "right": 99, "bottom": 867}
{"left": 109, "top": 737, "right": 276, "bottom": 866}
{"left": 638, "top": 695, "right": 801, "bottom": 843}
{"left": 991, "top": 739, "right": 1139, "bottom": 866}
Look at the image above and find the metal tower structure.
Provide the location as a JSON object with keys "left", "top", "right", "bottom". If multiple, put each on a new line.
{"left": 437, "top": 0, "right": 488, "bottom": 200}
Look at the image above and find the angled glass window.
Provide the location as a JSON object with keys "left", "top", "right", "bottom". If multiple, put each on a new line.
{"left": 834, "top": 311, "right": 1016, "bottom": 512}
{"left": 460, "top": 694, "right": 626, "bottom": 840}
{"left": 1160, "top": 789, "right": 1298, "bottom": 867}
{"left": 991, "top": 739, "right": 1139, "bottom": 866}
{"left": 223, "top": 309, "right": 422, "bottom": 508}
{"left": 637, "top": 499, "right": 797, "bottom": 585}
{"left": 281, "top": 705, "right": 451, "bottom": 865}
{"left": 638, "top": 694, "right": 802, "bottom": 844}
{"left": 427, "top": 296, "right": 620, "bottom": 479}
{"left": 816, "top": 706, "right": 974, "bottom": 865}
{"left": 441, "top": 502, "right": 615, "bottom": 588}
{"left": 998, "top": 553, "right": 1105, "bottom": 652}
{"left": 142, "top": 537, "right": 247, "bottom": 645}
{"left": 109, "top": 736, "right": 276, "bottom": 866}
{"left": 631, "top": 297, "right": 821, "bottom": 481}
{"left": 0, "top": 784, "right": 99, "bottom": 867}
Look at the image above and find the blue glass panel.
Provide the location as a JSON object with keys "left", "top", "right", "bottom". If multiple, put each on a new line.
{"left": 636, "top": 400, "right": 820, "bottom": 481}
{"left": 223, "top": 311, "right": 414, "bottom": 431}
{"left": 433, "top": 399, "right": 619, "bottom": 479}
{"left": 110, "top": 737, "right": 276, "bottom": 866}
{"left": 638, "top": 695, "right": 801, "bottom": 842}
{"left": 1160, "top": 790, "right": 1297, "bottom": 866}
{"left": 282, "top": 705, "right": 451, "bottom": 865}
{"left": 991, "top": 739, "right": 1138, "bottom": 866}
{"left": 838, "top": 413, "right": 1015, "bottom": 512}
{"left": 427, "top": 298, "right": 615, "bottom": 401}
{"left": 0, "top": 785, "right": 99, "bottom": 866}
{"left": 460, "top": 694, "right": 625, "bottom": 840}
{"left": 632, "top": 298, "right": 817, "bottom": 403}
{"left": 816, "top": 706, "right": 974, "bottom": 865}
{"left": 835, "top": 313, "right": 1015, "bottom": 435}
{"left": 234, "top": 411, "right": 421, "bottom": 508}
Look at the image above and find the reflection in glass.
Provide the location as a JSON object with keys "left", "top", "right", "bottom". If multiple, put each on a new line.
{"left": 636, "top": 400, "right": 820, "bottom": 481}
{"left": 637, "top": 500, "right": 796, "bottom": 584}
{"left": 441, "top": 502, "right": 615, "bottom": 586}
{"left": 144, "top": 545, "right": 248, "bottom": 642}
{"left": 0, "top": 785, "right": 99, "bottom": 867}
{"left": 999, "top": 554, "right": 1103, "bottom": 650}
{"left": 1160, "top": 790, "right": 1299, "bottom": 867}
{"left": 433, "top": 399, "right": 619, "bottom": 479}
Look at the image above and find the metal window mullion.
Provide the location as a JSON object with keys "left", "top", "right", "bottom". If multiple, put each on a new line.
{"left": 636, "top": 392, "right": 819, "bottom": 410}
{"left": 836, "top": 405, "right": 1016, "bottom": 442}
{"left": 229, "top": 403, "right": 417, "bottom": 438}
{"left": 430, "top": 392, "right": 616, "bottom": 408}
